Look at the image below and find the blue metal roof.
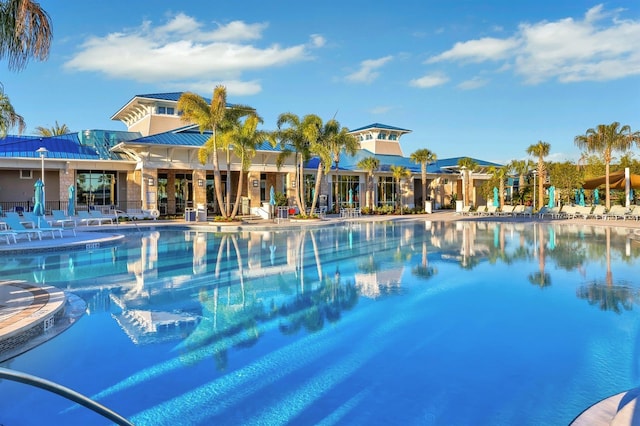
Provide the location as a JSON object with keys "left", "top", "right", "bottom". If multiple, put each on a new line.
{"left": 0, "top": 131, "right": 139, "bottom": 160}
{"left": 130, "top": 128, "right": 279, "bottom": 152}
{"left": 349, "top": 123, "right": 412, "bottom": 133}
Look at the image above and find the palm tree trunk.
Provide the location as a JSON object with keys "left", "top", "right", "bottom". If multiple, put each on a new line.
{"left": 211, "top": 137, "right": 226, "bottom": 217}
{"left": 605, "top": 162, "right": 611, "bottom": 210}
{"left": 309, "top": 163, "right": 323, "bottom": 214}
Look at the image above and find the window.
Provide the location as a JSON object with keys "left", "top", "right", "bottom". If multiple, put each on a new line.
{"left": 20, "top": 170, "right": 33, "bottom": 179}
{"left": 156, "top": 106, "right": 166, "bottom": 114}
{"left": 389, "top": 134, "right": 398, "bottom": 141}
{"left": 366, "top": 134, "right": 373, "bottom": 140}
{"left": 166, "top": 107, "right": 174, "bottom": 115}
{"left": 379, "top": 132, "right": 387, "bottom": 140}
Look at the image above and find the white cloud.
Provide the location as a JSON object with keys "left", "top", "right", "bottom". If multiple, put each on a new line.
{"left": 64, "top": 15, "right": 316, "bottom": 95}
{"left": 426, "top": 4, "right": 640, "bottom": 84}
{"left": 309, "top": 34, "right": 326, "bottom": 48}
{"left": 345, "top": 56, "right": 393, "bottom": 83}
{"left": 409, "top": 72, "right": 449, "bottom": 88}
{"left": 457, "top": 77, "right": 488, "bottom": 90}
{"left": 370, "top": 105, "right": 393, "bottom": 114}
{"left": 428, "top": 37, "right": 519, "bottom": 63}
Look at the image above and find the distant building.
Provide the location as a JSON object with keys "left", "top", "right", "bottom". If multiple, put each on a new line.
{"left": 0, "top": 92, "right": 500, "bottom": 216}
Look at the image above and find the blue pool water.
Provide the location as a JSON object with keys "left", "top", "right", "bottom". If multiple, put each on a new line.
{"left": 1, "top": 219, "right": 640, "bottom": 425}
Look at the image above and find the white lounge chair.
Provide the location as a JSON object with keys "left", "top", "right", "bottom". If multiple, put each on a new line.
{"left": 49, "top": 210, "right": 77, "bottom": 236}
{"left": 78, "top": 210, "right": 114, "bottom": 225}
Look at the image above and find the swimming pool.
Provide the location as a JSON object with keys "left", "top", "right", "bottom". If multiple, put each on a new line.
{"left": 1, "top": 219, "right": 639, "bottom": 425}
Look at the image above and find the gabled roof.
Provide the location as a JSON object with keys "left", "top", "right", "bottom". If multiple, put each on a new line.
{"left": 349, "top": 123, "right": 412, "bottom": 133}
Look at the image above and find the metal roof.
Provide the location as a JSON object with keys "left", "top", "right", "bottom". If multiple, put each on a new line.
{"left": 0, "top": 131, "right": 138, "bottom": 160}
{"left": 349, "top": 123, "right": 412, "bottom": 133}
{"left": 128, "top": 128, "right": 280, "bottom": 152}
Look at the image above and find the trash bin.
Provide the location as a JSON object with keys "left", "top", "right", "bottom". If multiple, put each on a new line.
{"left": 196, "top": 204, "right": 206, "bottom": 222}
{"left": 241, "top": 197, "right": 250, "bottom": 215}
{"left": 425, "top": 200, "right": 433, "bottom": 214}
{"left": 185, "top": 207, "right": 195, "bottom": 222}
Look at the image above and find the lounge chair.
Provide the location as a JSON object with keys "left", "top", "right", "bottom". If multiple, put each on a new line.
{"left": 498, "top": 205, "right": 516, "bottom": 216}
{"left": 585, "top": 205, "right": 606, "bottom": 220}
{"left": 481, "top": 205, "right": 499, "bottom": 216}
{"left": 2, "top": 215, "right": 43, "bottom": 240}
{"left": 49, "top": 210, "right": 77, "bottom": 236}
{"left": 603, "top": 205, "right": 628, "bottom": 220}
{"left": 78, "top": 210, "right": 114, "bottom": 225}
{"left": 0, "top": 231, "right": 17, "bottom": 244}
{"left": 9, "top": 212, "right": 63, "bottom": 239}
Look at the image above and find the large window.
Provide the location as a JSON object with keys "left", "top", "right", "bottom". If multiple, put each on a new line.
{"left": 377, "top": 176, "right": 396, "bottom": 207}
{"left": 76, "top": 171, "right": 117, "bottom": 207}
{"left": 333, "top": 174, "right": 359, "bottom": 208}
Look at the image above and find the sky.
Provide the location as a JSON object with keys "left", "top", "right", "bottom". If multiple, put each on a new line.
{"left": 3, "top": 0, "right": 640, "bottom": 165}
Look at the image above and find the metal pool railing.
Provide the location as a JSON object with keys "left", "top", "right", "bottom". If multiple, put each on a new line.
{"left": 0, "top": 367, "right": 133, "bottom": 426}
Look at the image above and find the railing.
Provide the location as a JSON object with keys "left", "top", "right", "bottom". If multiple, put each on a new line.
{"left": 0, "top": 367, "right": 133, "bottom": 425}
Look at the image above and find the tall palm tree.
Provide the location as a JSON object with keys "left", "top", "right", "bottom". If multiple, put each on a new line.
{"left": 0, "top": 0, "right": 52, "bottom": 136}
{"left": 308, "top": 117, "right": 340, "bottom": 215}
{"left": 273, "top": 112, "right": 314, "bottom": 213}
{"left": 357, "top": 156, "right": 380, "bottom": 209}
{"left": 457, "top": 157, "right": 477, "bottom": 207}
{"left": 0, "top": 85, "right": 24, "bottom": 136}
{"left": 390, "top": 165, "right": 410, "bottom": 213}
{"left": 488, "top": 165, "right": 508, "bottom": 208}
{"left": 329, "top": 125, "right": 359, "bottom": 213}
{"left": 221, "top": 113, "right": 266, "bottom": 218}
{"left": 508, "top": 159, "right": 534, "bottom": 204}
{"left": 35, "top": 120, "right": 69, "bottom": 136}
{"left": 410, "top": 148, "right": 437, "bottom": 209}
{"left": 526, "top": 141, "right": 551, "bottom": 211}
{"left": 1, "top": 0, "right": 52, "bottom": 71}
{"left": 178, "top": 86, "right": 253, "bottom": 218}
{"left": 574, "top": 122, "right": 640, "bottom": 209}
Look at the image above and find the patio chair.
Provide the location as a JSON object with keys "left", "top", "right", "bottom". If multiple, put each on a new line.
{"left": 49, "top": 210, "right": 77, "bottom": 236}
{"left": 603, "top": 205, "right": 628, "bottom": 220}
{"left": 9, "top": 212, "right": 63, "bottom": 239}
{"left": 2, "top": 214, "right": 43, "bottom": 240}
{"left": 0, "top": 231, "right": 17, "bottom": 244}
{"left": 78, "top": 210, "right": 114, "bottom": 225}
{"left": 585, "top": 205, "right": 606, "bottom": 220}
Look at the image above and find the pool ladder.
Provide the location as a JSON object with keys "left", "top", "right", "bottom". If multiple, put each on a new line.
{"left": 0, "top": 367, "right": 133, "bottom": 425}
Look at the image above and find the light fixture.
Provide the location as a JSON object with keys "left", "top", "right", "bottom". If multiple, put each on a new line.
{"left": 198, "top": 179, "right": 204, "bottom": 187}
{"left": 148, "top": 177, "right": 155, "bottom": 186}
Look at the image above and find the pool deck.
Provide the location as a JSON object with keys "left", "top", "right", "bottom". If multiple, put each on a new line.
{"left": 1, "top": 211, "right": 640, "bottom": 424}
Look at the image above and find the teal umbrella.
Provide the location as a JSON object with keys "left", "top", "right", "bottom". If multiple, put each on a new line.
{"left": 68, "top": 185, "right": 76, "bottom": 216}
{"left": 593, "top": 188, "right": 599, "bottom": 205}
{"left": 33, "top": 179, "right": 45, "bottom": 219}
{"left": 548, "top": 186, "right": 555, "bottom": 208}
{"left": 269, "top": 185, "right": 275, "bottom": 206}
{"left": 579, "top": 188, "right": 585, "bottom": 206}
{"left": 493, "top": 187, "right": 499, "bottom": 207}
{"left": 348, "top": 188, "right": 354, "bottom": 206}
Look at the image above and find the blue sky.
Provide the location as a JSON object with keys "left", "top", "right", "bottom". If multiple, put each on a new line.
{"left": 3, "top": 0, "right": 639, "bottom": 164}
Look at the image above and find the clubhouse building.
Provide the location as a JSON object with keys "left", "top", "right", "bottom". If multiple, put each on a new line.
{"left": 0, "top": 93, "right": 500, "bottom": 217}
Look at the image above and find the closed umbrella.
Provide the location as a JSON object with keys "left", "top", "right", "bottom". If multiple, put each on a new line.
{"left": 593, "top": 188, "right": 600, "bottom": 205}
{"left": 68, "top": 185, "right": 76, "bottom": 216}
{"left": 579, "top": 188, "right": 585, "bottom": 207}
{"left": 269, "top": 186, "right": 276, "bottom": 219}
{"left": 547, "top": 186, "right": 555, "bottom": 208}
{"left": 493, "top": 187, "right": 499, "bottom": 207}
{"left": 348, "top": 188, "right": 354, "bottom": 206}
{"left": 33, "top": 179, "right": 45, "bottom": 225}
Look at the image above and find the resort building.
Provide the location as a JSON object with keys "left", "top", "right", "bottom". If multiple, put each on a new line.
{"left": 0, "top": 92, "right": 501, "bottom": 217}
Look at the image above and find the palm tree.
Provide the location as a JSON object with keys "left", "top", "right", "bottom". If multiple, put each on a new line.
{"left": 307, "top": 117, "right": 340, "bottom": 215}
{"left": 508, "top": 159, "right": 534, "bottom": 204}
{"left": 35, "top": 120, "right": 70, "bottom": 136}
{"left": 178, "top": 86, "right": 253, "bottom": 218}
{"left": 273, "top": 112, "right": 314, "bottom": 213}
{"left": 221, "top": 113, "right": 266, "bottom": 218}
{"left": 1, "top": 0, "right": 52, "bottom": 71}
{"left": 526, "top": 141, "right": 551, "bottom": 211}
{"left": 457, "top": 157, "right": 477, "bottom": 207}
{"left": 0, "top": 85, "right": 24, "bottom": 136}
{"left": 357, "top": 156, "right": 380, "bottom": 209}
{"left": 410, "top": 148, "right": 437, "bottom": 210}
{"left": 329, "top": 125, "right": 359, "bottom": 213}
{"left": 0, "top": 0, "right": 52, "bottom": 136}
{"left": 488, "top": 165, "right": 508, "bottom": 208}
{"left": 390, "top": 165, "right": 410, "bottom": 213}
{"left": 574, "top": 122, "right": 640, "bottom": 209}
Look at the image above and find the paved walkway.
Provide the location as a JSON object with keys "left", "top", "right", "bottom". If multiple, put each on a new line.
{"left": 1, "top": 211, "right": 640, "bottom": 423}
